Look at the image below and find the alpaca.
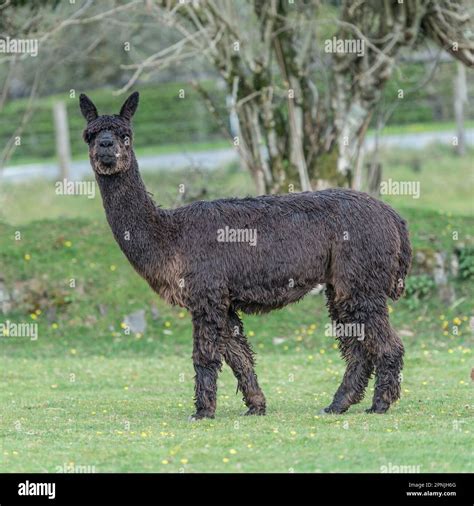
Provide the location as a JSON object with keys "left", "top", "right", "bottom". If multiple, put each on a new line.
{"left": 80, "top": 92, "right": 412, "bottom": 420}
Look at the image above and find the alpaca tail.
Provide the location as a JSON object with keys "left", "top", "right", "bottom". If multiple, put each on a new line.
{"left": 390, "top": 215, "right": 412, "bottom": 300}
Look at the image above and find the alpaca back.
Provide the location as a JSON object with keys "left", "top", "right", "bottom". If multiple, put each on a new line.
{"left": 168, "top": 189, "right": 411, "bottom": 312}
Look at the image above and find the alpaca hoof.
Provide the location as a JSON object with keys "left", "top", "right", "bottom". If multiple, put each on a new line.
{"left": 365, "top": 406, "right": 389, "bottom": 414}
{"left": 188, "top": 412, "right": 215, "bottom": 421}
{"left": 321, "top": 405, "right": 347, "bottom": 415}
{"left": 244, "top": 406, "right": 266, "bottom": 416}
{"left": 366, "top": 399, "right": 390, "bottom": 414}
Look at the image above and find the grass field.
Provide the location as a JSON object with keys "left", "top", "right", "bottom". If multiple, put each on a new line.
{"left": 0, "top": 146, "right": 472, "bottom": 473}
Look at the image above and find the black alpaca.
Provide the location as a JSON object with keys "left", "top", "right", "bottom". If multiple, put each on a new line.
{"left": 80, "top": 92, "right": 412, "bottom": 419}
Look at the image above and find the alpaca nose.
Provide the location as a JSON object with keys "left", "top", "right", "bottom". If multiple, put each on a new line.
{"left": 99, "top": 138, "right": 114, "bottom": 148}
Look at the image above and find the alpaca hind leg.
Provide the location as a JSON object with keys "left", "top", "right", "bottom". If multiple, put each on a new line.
{"left": 224, "top": 310, "right": 266, "bottom": 415}
{"left": 190, "top": 309, "right": 225, "bottom": 420}
{"left": 323, "top": 286, "right": 374, "bottom": 414}
{"left": 366, "top": 324, "right": 404, "bottom": 414}
{"left": 323, "top": 339, "right": 373, "bottom": 414}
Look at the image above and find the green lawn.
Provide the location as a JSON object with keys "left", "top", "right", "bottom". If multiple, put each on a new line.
{"left": 0, "top": 146, "right": 473, "bottom": 473}
{"left": 379, "top": 145, "right": 474, "bottom": 216}
{"left": 2, "top": 344, "right": 472, "bottom": 473}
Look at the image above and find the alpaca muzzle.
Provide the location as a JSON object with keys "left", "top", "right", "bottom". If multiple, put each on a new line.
{"left": 96, "top": 131, "right": 118, "bottom": 166}
{"left": 98, "top": 152, "right": 117, "bottom": 166}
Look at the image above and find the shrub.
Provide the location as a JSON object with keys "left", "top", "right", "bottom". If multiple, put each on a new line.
{"left": 404, "top": 274, "right": 436, "bottom": 309}
{"left": 457, "top": 246, "right": 474, "bottom": 280}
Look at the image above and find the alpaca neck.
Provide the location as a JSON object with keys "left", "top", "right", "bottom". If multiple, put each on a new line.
{"left": 95, "top": 152, "right": 168, "bottom": 274}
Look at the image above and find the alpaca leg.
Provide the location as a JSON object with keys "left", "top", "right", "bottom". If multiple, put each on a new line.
{"left": 366, "top": 325, "right": 404, "bottom": 414}
{"left": 223, "top": 310, "right": 266, "bottom": 415}
{"left": 190, "top": 310, "right": 225, "bottom": 420}
{"left": 323, "top": 339, "right": 373, "bottom": 414}
{"left": 323, "top": 286, "right": 373, "bottom": 414}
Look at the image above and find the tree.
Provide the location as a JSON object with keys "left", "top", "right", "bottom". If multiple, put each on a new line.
{"left": 122, "top": 0, "right": 474, "bottom": 193}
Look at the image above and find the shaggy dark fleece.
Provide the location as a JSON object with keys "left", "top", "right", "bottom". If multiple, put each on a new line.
{"left": 80, "top": 92, "right": 412, "bottom": 420}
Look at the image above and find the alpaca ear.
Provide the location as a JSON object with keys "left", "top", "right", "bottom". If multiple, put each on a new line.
{"left": 119, "top": 91, "right": 139, "bottom": 121}
{"left": 79, "top": 94, "right": 98, "bottom": 123}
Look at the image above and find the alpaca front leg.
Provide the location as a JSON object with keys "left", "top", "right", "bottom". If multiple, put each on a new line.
{"left": 190, "top": 312, "right": 224, "bottom": 420}
{"left": 224, "top": 336, "right": 266, "bottom": 415}
{"left": 224, "top": 310, "right": 266, "bottom": 415}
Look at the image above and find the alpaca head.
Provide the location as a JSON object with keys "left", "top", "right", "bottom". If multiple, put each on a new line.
{"left": 79, "top": 91, "right": 139, "bottom": 175}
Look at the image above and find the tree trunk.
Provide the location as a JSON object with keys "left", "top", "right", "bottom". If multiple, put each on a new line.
{"left": 454, "top": 62, "right": 467, "bottom": 156}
